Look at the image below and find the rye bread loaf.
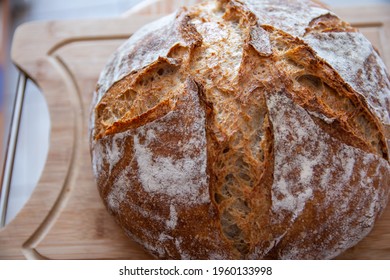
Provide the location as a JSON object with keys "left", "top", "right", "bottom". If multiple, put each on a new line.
{"left": 89, "top": 0, "right": 390, "bottom": 259}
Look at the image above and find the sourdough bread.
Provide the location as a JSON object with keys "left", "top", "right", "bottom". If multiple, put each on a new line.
{"left": 90, "top": 0, "right": 390, "bottom": 259}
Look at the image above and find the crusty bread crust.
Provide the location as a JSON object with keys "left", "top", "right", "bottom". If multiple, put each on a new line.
{"left": 90, "top": 0, "right": 390, "bottom": 259}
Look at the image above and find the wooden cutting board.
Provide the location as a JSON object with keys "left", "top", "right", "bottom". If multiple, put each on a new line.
{"left": 1, "top": 1, "right": 390, "bottom": 259}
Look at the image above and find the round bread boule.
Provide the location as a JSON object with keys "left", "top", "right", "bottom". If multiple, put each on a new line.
{"left": 90, "top": 0, "right": 390, "bottom": 259}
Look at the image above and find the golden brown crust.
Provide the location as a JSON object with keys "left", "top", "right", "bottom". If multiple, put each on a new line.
{"left": 90, "top": 0, "right": 390, "bottom": 259}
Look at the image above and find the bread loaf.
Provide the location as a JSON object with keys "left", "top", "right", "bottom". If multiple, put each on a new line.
{"left": 89, "top": 0, "right": 390, "bottom": 259}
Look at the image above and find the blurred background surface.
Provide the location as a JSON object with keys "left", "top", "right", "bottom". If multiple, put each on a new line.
{"left": 0, "top": 0, "right": 389, "bottom": 225}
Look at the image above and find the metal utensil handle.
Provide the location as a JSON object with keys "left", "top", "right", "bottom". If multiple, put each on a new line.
{"left": 0, "top": 72, "right": 27, "bottom": 227}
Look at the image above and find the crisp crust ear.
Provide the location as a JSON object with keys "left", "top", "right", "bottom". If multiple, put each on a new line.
{"left": 104, "top": 99, "right": 175, "bottom": 137}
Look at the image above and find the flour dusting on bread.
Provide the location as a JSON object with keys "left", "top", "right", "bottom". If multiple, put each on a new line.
{"left": 266, "top": 91, "right": 389, "bottom": 259}
{"left": 133, "top": 79, "right": 209, "bottom": 204}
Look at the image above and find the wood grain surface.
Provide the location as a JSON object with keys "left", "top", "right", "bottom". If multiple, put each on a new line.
{"left": 0, "top": 0, "right": 389, "bottom": 259}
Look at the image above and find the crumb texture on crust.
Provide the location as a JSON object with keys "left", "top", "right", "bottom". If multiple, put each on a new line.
{"left": 90, "top": 0, "right": 390, "bottom": 259}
